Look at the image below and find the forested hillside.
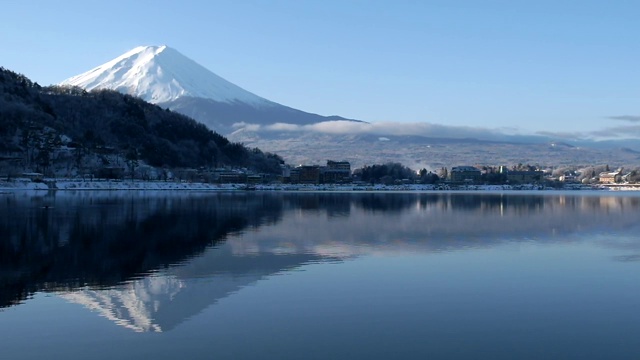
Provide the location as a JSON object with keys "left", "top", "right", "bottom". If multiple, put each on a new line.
{"left": 0, "top": 67, "right": 283, "bottom": 176}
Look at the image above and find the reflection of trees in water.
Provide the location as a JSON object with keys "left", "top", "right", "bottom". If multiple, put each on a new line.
{"left": 236, "top": 193, "right": 640, "bottom": 262}
{"left": 354, "top": 193, "right": 418, "bottom": 213}
{"left": 283, "top": 193, "right": 352, "bottom": 218}
{"left": 2, "top": 192, "right": 640, "bottom": 309}
{"left": 370, "top": 192, "right": 640, "bottom": 217}
{"left": 275, "top": 193, "right": 640, "bottom": 255}
{"left": 0, "top": 193, "right": 284, "bottom": 308}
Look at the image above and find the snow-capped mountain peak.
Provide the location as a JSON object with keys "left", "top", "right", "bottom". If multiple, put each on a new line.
{"left": 60, "top": 45, "right": 355, "bottom": 134}
{"left": 59, "top": 45, "right": 271, "bottom": 105}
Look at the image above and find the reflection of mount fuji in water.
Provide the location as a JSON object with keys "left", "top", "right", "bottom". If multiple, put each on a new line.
{"left": 61, "top": 249, "right": 327, "bottom": 332}
{"left": 3, "top": 192, "right": 640, "bottom": 332}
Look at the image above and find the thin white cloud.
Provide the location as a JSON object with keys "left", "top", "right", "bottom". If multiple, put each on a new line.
{"left": 259, "top": 120, "right": 510, "bottom": 140}
{"left": 590, "top": 125, "right": 640, "bottom": 138}
{"left": 238, "top": 120, "right": 640, "bottom": 142}
{"left": 535, "top": 130, "right": 589, "bottom": 140}
{"left": 267, "top": 123, "right": 305, "bottom": 132}
{"left": 539, "top": 125, "right": 640, "bottom": 140}
{"left": 609, "top": 115, "right": 640, "bottom": 122}
{"left": 231, "top": 122, "right": 261, "bottom": 131}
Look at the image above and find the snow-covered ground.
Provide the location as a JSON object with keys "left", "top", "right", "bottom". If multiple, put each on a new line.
{"left": 0, "top": 179, "right": 608, "bottom": 192}
{"left": 0, "top": 179, "right": 243, "bottom": 191}
{"left": 0, "top": 179, "right": 50, "bottom": 190}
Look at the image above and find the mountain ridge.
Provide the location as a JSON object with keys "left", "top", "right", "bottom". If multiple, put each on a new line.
{"left": 0, "top": 66, "right": 284, "bottom": 176}
{"left": 60, "top": 45, "right": 358, "bottom": 134}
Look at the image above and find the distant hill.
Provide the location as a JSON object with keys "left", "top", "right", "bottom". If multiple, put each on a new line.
{"left": 0, "top": 67, "right": 284, "bottom": 176}
{"left": 60, "top": 45, "right": 360, "bottom": 134}
{"left": 228, "top": 129, "right": 640, "bottom": 170}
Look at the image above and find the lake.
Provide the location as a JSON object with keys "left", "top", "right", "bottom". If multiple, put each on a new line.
{"left": 1, "top": 191, "right": 640, "bottom": 359}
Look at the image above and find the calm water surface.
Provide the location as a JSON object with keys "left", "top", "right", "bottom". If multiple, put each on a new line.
{"left": 1, "top": 191, "right": 640, "bottom": 359}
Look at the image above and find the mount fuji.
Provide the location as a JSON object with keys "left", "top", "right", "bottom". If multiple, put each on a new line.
{"left": 58, "top": 46, "right": 640, "bottom": 169}
{"left": 60, "top": 45, "right": 354, "bottom": 134}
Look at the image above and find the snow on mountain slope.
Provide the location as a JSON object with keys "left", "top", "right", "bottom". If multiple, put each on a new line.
{"left": 60, "top": 45, "right": 273, "bottom": 106}
{"left": 60, "top": 45, "right": 358, "bottom": 134}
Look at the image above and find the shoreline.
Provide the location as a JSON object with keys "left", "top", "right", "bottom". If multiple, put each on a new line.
{"left": 0, "top": 178, "right": 624, "bottom": 192}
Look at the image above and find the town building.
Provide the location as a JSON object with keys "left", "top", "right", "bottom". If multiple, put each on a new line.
{"left": 290, "top": 165, "right": 321, "bottom": 184}
{"left": 326, "top": 160, "right": 351, "bottom": 172}
{"left": 504, "top": 170, "right": 544, "bottom": 184}
{"left": 497, "top": 166, "right": 544, "bottom": 184}
{"left": 599, "top": 169, "right": 622, "bottom": 184}
{"left": 321, "top": 160, "right": 351, "bottom": 183}
{"left": 559, "top": 173, "right": 579, "bottom": 183}
{"left": 213, "top": 169, "right": 248, "bottom": 184}
{"left": 449, "top": 166, "right": 481, "bottom": 183}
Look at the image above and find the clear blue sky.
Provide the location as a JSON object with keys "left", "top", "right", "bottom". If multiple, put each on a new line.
{"left": 2, "top": 0, "right": 639, "bottom": 137}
